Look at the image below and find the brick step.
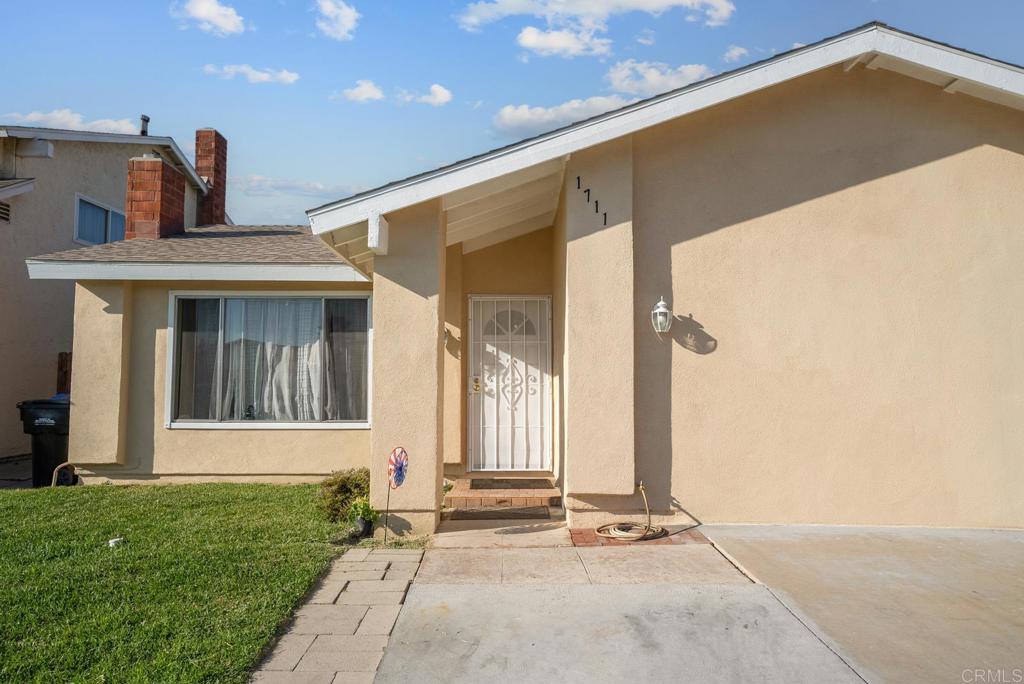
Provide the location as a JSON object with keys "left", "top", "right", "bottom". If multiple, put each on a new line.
{"left": 442, "top": 505, "right": 553, "bottom": 521}
{"left": 444, "top": 477, "right": 562, "bottom": 509}
{"left": 443, "top": 493, "right": 561, "bottom": 508}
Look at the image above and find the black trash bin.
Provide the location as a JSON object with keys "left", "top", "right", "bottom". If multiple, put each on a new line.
{"left": 17, "top": 396, "right": 71, "bottom": 487}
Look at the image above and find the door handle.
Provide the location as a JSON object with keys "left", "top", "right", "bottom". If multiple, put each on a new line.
{"left": 472, "top": 376, "right": 481, "bottom": 392}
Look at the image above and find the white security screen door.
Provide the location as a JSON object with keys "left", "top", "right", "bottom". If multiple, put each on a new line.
{"left": 468, "top": 296, "right": 552, "bottom": 471}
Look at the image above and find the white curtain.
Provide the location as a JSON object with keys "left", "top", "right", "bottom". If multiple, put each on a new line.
{"left": 220, "top": 299, "right": 324, "bottom": 421}
{"left": 324, "top": 299, "right": 368, "bottom": 421}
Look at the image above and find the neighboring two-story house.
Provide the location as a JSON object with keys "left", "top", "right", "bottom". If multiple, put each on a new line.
{"left": 0, "top": 123, "right": 209, "bottom": 457}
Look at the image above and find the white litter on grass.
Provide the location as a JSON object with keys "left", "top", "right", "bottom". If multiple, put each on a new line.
{"left": 108, "top": 537, "right": 125, "bottom": 548}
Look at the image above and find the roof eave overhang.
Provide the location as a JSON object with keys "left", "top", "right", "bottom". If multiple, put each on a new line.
{"left": 306, "top": 24, "right": 1024, "bottom": 235}
{"left": 0, "top": 127, "right": 208, "bottom": 194}
{"left": 0, "top": 178, "right": 35, "bottom": 201}
{"left": 25, "top": 260, "right": 370, "bottom": 283}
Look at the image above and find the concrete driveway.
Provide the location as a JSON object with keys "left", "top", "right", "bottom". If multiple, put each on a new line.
{"left": 375, "top": 526, "right": 1024, "bottom": 684}
{"left": 0, "top": 456, "right": 31, "bottom": 489}
{"left": 375, "top": 545, "right": 864, "bottom": 683}
{"left": 703, "top": 525, "right": 1024, "bottom": 684}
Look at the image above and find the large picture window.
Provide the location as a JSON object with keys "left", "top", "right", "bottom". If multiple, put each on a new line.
{"left": 171, "top": 294, "right": 370, "bottom": 427}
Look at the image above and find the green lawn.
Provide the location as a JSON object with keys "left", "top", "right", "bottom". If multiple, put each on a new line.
{"left": 0, "top": 484, "right": 341, "bottom": 683}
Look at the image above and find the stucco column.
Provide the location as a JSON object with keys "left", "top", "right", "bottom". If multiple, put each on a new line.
{"left": 370, "top": 200, "right": 446, "bottom": 536}
{"left": 562, "top": 137, "right": 636, "bottom": 498}
{"left": 68, "top": 281, "right": 133, "bottom": 465}
{"left": 442, "top": 243, "right": 464, "bottom": 467}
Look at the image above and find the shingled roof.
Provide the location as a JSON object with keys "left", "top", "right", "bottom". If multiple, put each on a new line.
{"left": 31, "top": 225, "right": 344, "bottom": 264}
{"left": 26, "top": 225, "right": 369, "bottom": 282}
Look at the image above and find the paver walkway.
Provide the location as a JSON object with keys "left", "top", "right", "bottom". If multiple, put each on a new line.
{"left": 250, "top": 548, "right": 423, "bottom": 684}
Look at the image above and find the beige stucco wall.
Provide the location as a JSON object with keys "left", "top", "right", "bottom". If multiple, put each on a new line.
{"left": 570, "top": 64, "right": 1024, "bottom": 528}
{"left": 369, "top": 201, "right": 446, "bottom": 535}
{"left": 1, "top": 140, "right": 199, "bottom": 457}
{"left": 69, "top": 282, "right": 133, "bottom": 465}
{"left": 443, "top": 227, "right": 555, "bottom": 477}
{"left": 70, "top": 280, "right": 371, "bottom": 482}
{"left": 442, "top": 244, "right": 464, "bottom": 466}
{"left": 561, "top": 138, "right": 636, "bottom": 497}
{"left": 551, "top": 191, "right": 568, "bottom": 494}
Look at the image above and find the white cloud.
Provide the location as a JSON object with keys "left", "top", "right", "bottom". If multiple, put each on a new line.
{"left": 722, "top": 44, "right": 748, "bottom": 63}
{"left": 179, "top": 0, "right": 245, "bottom": 36}
{"left": 337, "top": 79, "right": 384, "bottom": 102}
{"left": 636, "top": 28, "right": 656, "bottom": 45}
{"left": 4, "top": 108, "right": 137, "bottom": 135}
{"left": 517, "top": 25, "right": 611, "bottom": 57}
{"left": 399, "top": 84, "right": 454, "bottom": 106}
{"left": 232, "top": 174, "right": 360, "bottom": 198}
{"left": 315, "top": 0, "right": 359, "bottom": 41}
{"left": 202, "top": 64, "right": 300, "bottom": 84}
{"left": 606, "top": 59, "right": 712, "bottom": 96}
{"left": 791, "top": 42, "right": 806, "bottom": 49}
{"left": 493, "top": 94, "right": 634, "bottom": 138}
{"left": 457, "top": 0, "right": 735, "bottom": 31}
{"left": 458, "top": 1, "right": 733, "bottom": 58}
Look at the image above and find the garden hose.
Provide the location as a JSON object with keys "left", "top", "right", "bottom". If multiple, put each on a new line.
{"left": 595, "top": 481, "right": 666, "bottom": 541}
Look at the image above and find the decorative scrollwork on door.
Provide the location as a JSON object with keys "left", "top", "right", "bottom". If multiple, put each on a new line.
{"left": 500, "top": 359, "right": 525, "bottom": 408}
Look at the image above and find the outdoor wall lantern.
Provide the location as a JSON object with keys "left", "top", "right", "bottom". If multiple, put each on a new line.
{"left": 651, "top": 296, "right": 673, "bottom": 334}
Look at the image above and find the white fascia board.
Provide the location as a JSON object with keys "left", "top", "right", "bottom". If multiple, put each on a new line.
{"left": 0, "top": 127, "right": 208, "bottom": 194}
{"left": 0, "top": 178, "right": 35, "bottom": 200}
{"left": 874, "top": 27, "right": 1024, "bottom": 96}
{"left": 25, "top": 260, "right": 371, "bottom": 282}
{"left": 307, "top": 27, "right": 880, "bottom": 234}
{"left": 307, "top": 26, "right": 1024, "bottom": 237}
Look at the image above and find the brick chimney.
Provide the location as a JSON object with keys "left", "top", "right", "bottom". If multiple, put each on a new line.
{"left": 125, "top": 156, "right": 185, "bottom": 239}
{"left": 195, "top": 128, "right": 227, "bottom": 226}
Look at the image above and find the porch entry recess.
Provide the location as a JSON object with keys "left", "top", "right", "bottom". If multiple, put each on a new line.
{"left": 467, "top": 296, "right": 552, "bottom": 471}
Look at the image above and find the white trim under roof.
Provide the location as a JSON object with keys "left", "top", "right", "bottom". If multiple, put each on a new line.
{"left": 306, "top": 23, "right": 1024, "bottom": 235}
{"left": 25, "top": 260, "right": 370, "bottom": 283}
{"left": 0, "top": 178, "right": 35, "bottom": 200}
{"left": 0, "top": 126, "right": 208, "bottom": 194}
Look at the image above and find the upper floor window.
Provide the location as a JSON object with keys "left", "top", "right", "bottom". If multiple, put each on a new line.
{"left": 75, "top": 195, "right": 125, "bottom": 245}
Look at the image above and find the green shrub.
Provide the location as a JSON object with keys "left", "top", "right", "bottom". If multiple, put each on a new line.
{"left": 318, "top": 468, "right": 370, "bottom": 523}
{"left": 346, "top": 497, "right": 380, "bottom": 524}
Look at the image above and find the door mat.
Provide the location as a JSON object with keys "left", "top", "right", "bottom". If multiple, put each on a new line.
{"left": 450, "top": 506, "right": 551, "bottom": 520}
{"left": 469, "top": 479, "right": 553, "bottom": 490}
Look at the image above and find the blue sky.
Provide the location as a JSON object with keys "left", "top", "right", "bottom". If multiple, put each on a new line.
{"left": 4, "top": 0, "right": 1023, "bottom": 224}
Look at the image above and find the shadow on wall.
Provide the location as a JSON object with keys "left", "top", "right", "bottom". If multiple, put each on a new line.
{"left": 626, "top": 65, "right": 1024, "bottom": 522}
{"left": 674, "top": 314, "right": 717, "bottom": 356}
{"left": 98, "top": 288, "right": 158, "bottom": 478}
{"left": 377, "top": 514, "right": 413, "bottom": 538}
{"left": 573, "top": 311, "right": 719, "bottom": 518}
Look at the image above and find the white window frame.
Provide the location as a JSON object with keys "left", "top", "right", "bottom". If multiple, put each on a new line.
{"left": 74, "top": 192, "right": 125, "bottom": 246}
{"left": 164, "top": 290, "right": 373, "bottom": 430}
